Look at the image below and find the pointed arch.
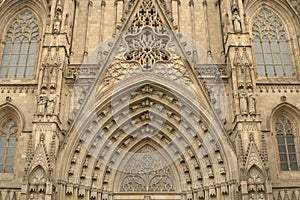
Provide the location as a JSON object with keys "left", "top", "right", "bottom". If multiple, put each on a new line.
{"left": 251, "top": 7, "right": 292, "bottom": 77}
{"left": 114, "top": 141, "right": 180, "bottom": 193}
{"left": 247, "top": 165, "right": 266, "bottom": 197}
{"left": 270, "top": 103, "right": 300, "bottom": 171}
{"left": 246, "top": 1, "right": 299, "bottom": 79}
{"left": 0, "top": 0, "right": 47, "bottom": 79}
{"left": 0, "top": 0, "right": 48, "bottom": 23}
{"left": 0, "top": 10, "right": 40, "bottom": 78}
{"left": 0, "top": 102, "right": 25, "bottom": 131}
{"left": 247, "top": 165, "right": 265, "bottom": 184}
{"left": 270, "top": 102, "right": 300, "bottom": 123}
{"left": 56, "top": 3, "right": 237, "bottom": 198}
{"left": 0, "top": 103, "right": 23, "bottom": 173}
{"left": 57, "top": 74, "right": 238, "bottom": 198}
{"left": 245, "top": 0, "right": 299, "bottom": 33}
{"left": 28, "top": 165, "right": 47, "bottom": 200}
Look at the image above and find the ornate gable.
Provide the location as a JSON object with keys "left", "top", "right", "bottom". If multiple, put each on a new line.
{"left": 71, "top": 0, "right": 227, "bottom": 126}
{"left": 28, "top": 134, "right": 50, "bottom": 173}
{"left": 244, "top": 134, "right": 265, "bottom": 172}
{"left": 121, "top": 0, "right": 175, "bottom": 33}
{"left": 97, "top": 26, "right": 192, "bottom": 93}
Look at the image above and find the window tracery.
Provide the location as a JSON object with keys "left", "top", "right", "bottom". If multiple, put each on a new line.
{"left": 275, "top": 115, "right": 298, "bottom": 171}
{"left": 251, "top": 9, "right": 292, "bottom": 77}
{"left": 120, "top": 146, "right": 175, "bottom": 192}
{"left": 0, "top": 10, "right": 39, "bottom": 78}
{"left": 125, "top": 27, "right": 170, "bottom": 70}
{"left": 0, "top": 117, "right": 18, "bottom": 173}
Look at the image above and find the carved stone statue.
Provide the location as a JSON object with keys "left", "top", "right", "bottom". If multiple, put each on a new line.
{"left": 248, "top": 88, "right": 256, "bottom": 115}
{"left": 29, "top": 194, "right": 35, "bottom": 200}
{"left": 239, "top": 89, "right": 248, "bottom": 115}
{"left": 53, "top": 9, "right": 62, "bottom": 33}
{"left": 258, "top": 194, "right": 265, "bottom": 200}
{"left": 232, "top": 10, "right": 242, "bottom": 33}
{"left": 41, "top": 66, "right": 49, "bottom": 89}
{"left": 47, "top": 89, "right": 56, "bottom": 115}
{"left": 50, "top": 66, "right": 58, "bottom": 89}
{"left": 249, "top": 194, "right": 255, "bottom": 200}
{"left": 37, "top": 89, "right": 48, "bottom": 115}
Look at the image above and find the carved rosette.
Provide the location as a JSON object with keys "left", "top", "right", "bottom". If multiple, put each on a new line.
{"left": 98, "top": 26, "right": 191, "bottom": 93}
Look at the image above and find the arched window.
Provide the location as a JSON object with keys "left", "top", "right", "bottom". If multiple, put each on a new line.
{"left": 275, "top": 115, "right": 298, "bottom": 171}
{"left": 0, "top": 10, "right": 39, "bottom": 78}
{"left": 0, "top": 117, "right": 18, "bottom": 173}
{"left": 252, "top": 9, "right": 293, "bottom": 77}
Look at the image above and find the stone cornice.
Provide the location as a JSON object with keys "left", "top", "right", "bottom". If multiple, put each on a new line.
{"left": 0, "top": 84, "right": 37, "bottom": 93}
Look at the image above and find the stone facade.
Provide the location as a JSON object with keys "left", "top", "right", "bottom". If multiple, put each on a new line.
{"left": 0, "top": 0, "right": 299, "bottom": 199}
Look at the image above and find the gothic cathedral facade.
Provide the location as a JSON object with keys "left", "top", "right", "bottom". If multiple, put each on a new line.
{"left": 0, "top": 0, "right": 299, "bottom": 199}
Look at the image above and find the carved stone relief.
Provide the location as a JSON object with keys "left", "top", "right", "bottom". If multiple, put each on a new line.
{"left": 232, "top": 5, "right": 242, "bottom": 33}
{"left": 233, "top": 47, "right": 257, "bottom": 117}
{"left": 53, "top": 0, "right": 63, "bottom": 33}
{"left": 37, "top": 48, "right": 61, "bottom": 116}
{"left": 247, "top": 166, "right": 265, "bottom": 199}
{"left": 98, "top": 26, "right": 192, "bottom": 94}
{"left": 29, "top": 166, "right": 47, "bottom": 194}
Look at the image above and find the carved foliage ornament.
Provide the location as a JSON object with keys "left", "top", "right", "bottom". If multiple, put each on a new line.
{"left": 290, "top": 0, "right": 300, "bottom": 13}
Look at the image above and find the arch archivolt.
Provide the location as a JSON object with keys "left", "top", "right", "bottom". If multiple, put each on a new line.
{"left": 59, "top": 78, "right": 237, "bottom": 198}
{"left": 0, "top": 0, "right": 47, "bottom": 36}
{"left": 245, "top": 0, "right": 299, "bottom": 30}
{"left": 58, "top": 22, "right": 237, "bottom": 199}
{"left": 268, "top": 102, "right": 300, "bottom": 131}
{"left": 0, "top": 103, "right": 24, "bottom": 133}
{"left": 245, "top": 0, "right": 300, "bottom": 78}
{"left": 247, "top": 4, "right": 295, "bottom": 41}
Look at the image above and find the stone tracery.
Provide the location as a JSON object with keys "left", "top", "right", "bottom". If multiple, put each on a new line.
{"left": 125, "top": 27, "right": 170, "bottom": 69}
{"left": 127, "top": 0, "right": 165, "bottom": 34}
{"left": 251, "top": 8, "right": 293, "bottom": 77}
{"left": 99, "top": 26, "right": 192, "bottom": 93}
{"left": 0, "top": 10, "right": 39, "bottom": 78}
{"left": 120, "top": 146, "right": 175, "bottom": 192}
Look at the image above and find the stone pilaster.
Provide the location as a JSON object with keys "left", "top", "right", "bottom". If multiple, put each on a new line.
{"left": 223, "top": 0, "right": 270, "bottom": 199}
{"left": 23, "top": 1, "right": 71, "bottom": 199}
